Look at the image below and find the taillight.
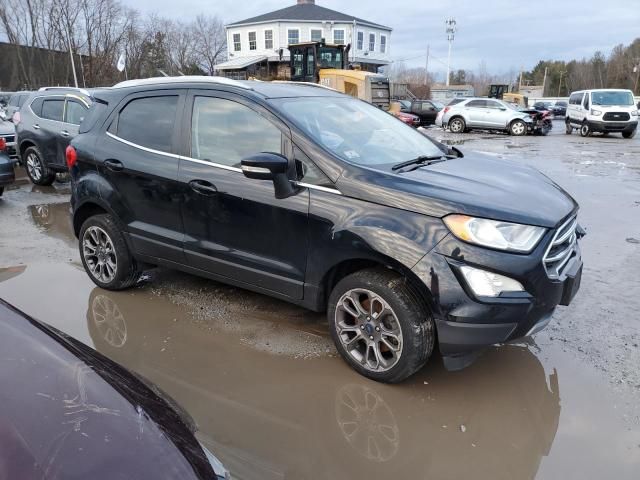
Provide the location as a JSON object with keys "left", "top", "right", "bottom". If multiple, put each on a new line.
{"left": 443, "top": 106, "right": 451, "bottom": 114}
{"left": 66, "top": 145, "right": 77, "bottom": 169}
{"left": 0, "top": 138, "right": 6, "bottom": 151}
{"left": 12, "top": 111, "right": 20, "bottom": 124}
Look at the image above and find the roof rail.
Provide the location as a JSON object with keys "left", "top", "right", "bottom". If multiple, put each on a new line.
{"left": 270, "top": 80, "right": 338, "bottom": 92}
{"left": 38, "top": 86, "right": 91, "bottom": 96}
{"left": 112, "top": 76, "right": 252, "bottom": 90}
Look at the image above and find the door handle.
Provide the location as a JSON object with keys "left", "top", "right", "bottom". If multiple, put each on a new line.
{"left": 104, "top": 159, "right": 124, "bottom": 172}
{"left": 33, "top": 124, "right": 40, "bottom": 130}
{"left": 189, "top": 180, "right": 218, "bottom": 196}
{"left": 60, "top": 130, "right": 70, "bottom": 137}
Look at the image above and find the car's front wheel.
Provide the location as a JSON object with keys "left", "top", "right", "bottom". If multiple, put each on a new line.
{"left": 23, "top": 146, "right": 56, "bottom": 186}
{"left": 448, "top": 117, "right": 466, "bottom": 134}
{"left": 328, "top": 268, "right": 434, "bottom": 383}
{"left": 509, "top": 119, "right": 527, "bottom": 136}
{"left": 622, "top": 129, "right": 636, "bottom": 139}
{"left": 79, "top": 214, "right": 141, "bottom": 290}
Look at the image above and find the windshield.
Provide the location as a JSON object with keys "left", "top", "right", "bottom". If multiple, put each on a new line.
{"left": 273, "top": 97, "right": 444, "bottom": 166}
{"left": 591, "top": 90, "right": 634, "bottom": 106}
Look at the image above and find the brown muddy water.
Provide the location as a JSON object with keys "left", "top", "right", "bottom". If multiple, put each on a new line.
{"left": 1, "top": 127, "right": 639, "bottom": 479}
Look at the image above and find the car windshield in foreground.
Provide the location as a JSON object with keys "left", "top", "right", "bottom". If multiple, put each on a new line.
{"left": 591, "top": 91, "right": 634, "bottom": 106}
{"left": 273, "top": 97, "right": 443, "bottom": 166}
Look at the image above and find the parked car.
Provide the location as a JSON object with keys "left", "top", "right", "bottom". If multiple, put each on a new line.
{"left": 5, "top": 91, "right": 31, "bottom": 122}
{"left": 16, "top": 88, "right": 92, "bottom": 185}
{"left": 441, "top": 97, "right": 534, "bottom": 135}
{"left": 520, "top": 107, "right": 553, "bottom": 136}
{"left": 532, "top": 101, "right": 554, "bottom": 112}
{"left": 565, "top": 89, "right": 638, "bottom": 138}
{"left": 389, "top": 101, "right": 420, "bottom": 127}
{"left": 400, "top": 100, "right": 444, "bottom": 126}
{"left": 0, "top": 137, "right": 15, "bottom": 196}
{"left": 0, "top": 117, "right": 17, "bottom": 160}
{"left": 0, "top": 298, "right": 230, "bottom": 479}
{"left": 70, "top": 76, "right": 583, "bottom": 383}
{"left": 551, "top": 100, "right": 567, "bottom": 117}
{"left": 435, "top": 98, "right": 467, "bottom": 127}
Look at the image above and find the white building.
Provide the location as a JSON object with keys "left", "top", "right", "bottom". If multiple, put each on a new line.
{"left": 216, "top": 0, "right": 392, "bottom": 79}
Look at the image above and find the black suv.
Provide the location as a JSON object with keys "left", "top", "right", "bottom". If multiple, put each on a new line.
{"left": 69, "top": 77, "right": 583, "bottom": 382}
{"left": 400, "top": 99, "right": 444, "bottom": 126}
{"left": 16, "top": 88, "right": 91, "bottom": 185}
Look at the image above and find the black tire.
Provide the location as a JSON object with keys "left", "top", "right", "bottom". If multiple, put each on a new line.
{"left": 79, "top": 214, "right": 141, "bottom": 290}
{"left": 23, "top": 146, "right": 55, "bottom": 186}
{"left": 327, "top": 268, "right": 434, "bottom": 383}
{"left": 622, "top": 129, "right": 636, "bottom": 139}
{"left": 565, "top": 119, "right": 572, "bottom": 134}
{"left": 0, "top": 186, "right": 3, "bottom": 196}
{"left": 448, "top": 117, "right": 466, "bottom": 134}
{"left": 509, "top": 119, "right": 527, "bottom": 136}
{"left": 579, "top": 122, "right": 591, "bottom": 137}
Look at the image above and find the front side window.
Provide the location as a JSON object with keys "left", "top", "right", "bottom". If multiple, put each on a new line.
{"left": 274, "top": 97, "right": 443, "bottom": 167}
{"left": 264, "top": 30, "right": 273, "bottom": 49}
{"left": 485, "top": 100, "right": 503, "bottom": 109}
{"left": 288, "top": 29, "right": 299, "bottom": 45}
{"left": 233, "top": 33, "right": 241, "bottom": 52}
{"left": 369, "top": 33, "right": 375, "bottom": 51}
{"left": 117, "top": 96, "right": 178, "bottom": 152}
{"left": 41, "top": 99, "right": 64, "bottom": 121}
{"left": 333, "top": 29, "right": 345, "bottom": 45}
{"left": 191, "top": 97, "right": 282, "bottom": 168}
{"left": 248, "top": 31, "right": 257, "bottom": 50}
{"left": 311, "top": 29, "right": 322, "bottom": 42}
{"left": 380, "top": 35, "right": 387, "bottom": 53}
{"left": 64, "top": 99, "right": 88, "bottom": 125}
{"left": 357, "top": 31, "right": 364, "bottom": 50}
{"left": 294, "top": 145, "right": 331, "bottom": 187}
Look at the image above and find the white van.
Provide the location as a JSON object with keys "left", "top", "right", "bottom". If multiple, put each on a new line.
{"left": 565, "top": 89, "right": 637, "bottom": 138}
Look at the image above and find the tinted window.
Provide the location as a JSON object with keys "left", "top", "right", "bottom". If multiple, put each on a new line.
{"left": 294, "top": 146, "right": 332, "bottom": 187}
{"left": 448, "top": 98, "right": 465, "bottom": 106}
{"left": 117, "top": 96, "right": 178, "bottom": 152}
{"left": 466, "top": 100, "right": 486, "bottom": 108}
{"left": 65, "top": 99, "right": 88, "bottom": 125}
{"left": 41, "top": 99, "right": 64, "bottom": 121}
{"left": 191, "top": 97, "right": 282, "bottom": 168}
{"left": 485, "top": 100, "right": 503, "bottom": 109}
{"left": 30, "top": 97, "right": 44, "bottom": 116}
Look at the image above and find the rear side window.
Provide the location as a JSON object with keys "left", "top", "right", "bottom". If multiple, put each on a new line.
{"left": 64, "top": 99, "right": 88, "bottom": 125}
{"left": 190, "top": 96, "right": 282, "bottom": 168}
{"left": 466, "top": 100, "right": 486, "bottom": 108}
{"left": 30, "top": 97, "right": 44, "bottom": 116}
{"left": 18, "top": 94, "right": 28, "bottom": 107}
{"left": 116, "top": 96, "right": 178, "bottom": 152}
{"left": 41, "top": 99, "right": 64, "bottom": 121}
{"left": 448, "top": 98, "right": 465, "bottom": 106}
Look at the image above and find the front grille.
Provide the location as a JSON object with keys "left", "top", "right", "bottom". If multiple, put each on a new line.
{"left": 603, "top": 112, "right": 630, "bottom": 121}
{"left": 543, "top": 215, "right": 578, "bottom": 279}
{"left": 0, "top": 135, "right": 15, "bottom": 143}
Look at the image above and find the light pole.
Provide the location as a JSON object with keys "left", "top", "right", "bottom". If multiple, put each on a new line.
{"left": 445, "top": 18, "right": 456, "bottom": 86}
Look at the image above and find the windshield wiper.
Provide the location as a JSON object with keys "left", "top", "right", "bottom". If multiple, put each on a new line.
{"left": 391, "top": 155, "right": 450, "bottom": 171}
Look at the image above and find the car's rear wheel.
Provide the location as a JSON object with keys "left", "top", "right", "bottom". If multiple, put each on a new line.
{"left": 509, "top": 119, "right": 527, "bottom": 136}
{"left": 622, "top": 129, "right": 636, "bottom": 139}
{"left": 580, "top": 122, "right": 591, "bottom": 137}
{"left": 328, "top": 268, "right": 434, "bottom": 383}
{"left": 448, "top": 117, "right": 466, "bottom": 134}
{"left": 24, "top": 146, "right": 55, "bottom": 186}
{"left": 79, "top": 214, "right": 141, "bottom": 290}
{"left": 565, "top": 119, "right": 573, "bottom": 134}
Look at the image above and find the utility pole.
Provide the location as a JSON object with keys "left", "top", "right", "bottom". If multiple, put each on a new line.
{"left": 557, "top": 71, "right": 564, "bottom": 97}
{"left": 445, "top": 18, "right": 456, "bottom": 87}
{"left": 542, "top": 67, "right": 548, "bottom": 96}
{"left": 66, "top": 27, "right": 79, "bottom": 88}
{"left": 425, "top": 44, "right": 429, "bottom": 85}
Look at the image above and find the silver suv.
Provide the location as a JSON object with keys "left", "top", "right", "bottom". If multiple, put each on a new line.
{"left": 441, "top": 98, "right": 533, "bottom": 136}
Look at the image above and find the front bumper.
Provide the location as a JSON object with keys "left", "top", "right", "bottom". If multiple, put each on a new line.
{"left": 412, "top": 220, "right": 583, "bottom": 360}
{"left": 587, "top": 119, "right": 637, "bottom": 133}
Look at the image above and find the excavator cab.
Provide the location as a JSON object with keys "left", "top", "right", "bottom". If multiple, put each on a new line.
{"left": 288, "top": 41, "right": 349, "bottom": 83}
{"left": 489, "top": 84, "right": 510, "bottom": 99}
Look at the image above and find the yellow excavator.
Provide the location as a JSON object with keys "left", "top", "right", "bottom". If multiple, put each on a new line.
{"left": 288, "top": 40, "right": 390, "bottom": 110}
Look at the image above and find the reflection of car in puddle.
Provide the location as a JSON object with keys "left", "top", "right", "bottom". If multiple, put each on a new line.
{"left": 87, "top": 288, "right": 561, "bottom": 479}
{"left": 28, "top": 202, "right": 76, "bottom": 246}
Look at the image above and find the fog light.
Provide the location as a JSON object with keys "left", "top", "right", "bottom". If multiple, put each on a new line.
{"left": 460, "top": 266, "right": 524, "bottom": 297}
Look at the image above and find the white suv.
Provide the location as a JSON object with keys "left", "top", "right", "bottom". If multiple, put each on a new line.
{"left": 565, "top": 89, "right": 638, "bottom": 138}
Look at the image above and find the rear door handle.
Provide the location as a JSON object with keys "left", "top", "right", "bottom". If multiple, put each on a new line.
{"left": 33, "top": 124, "right": 40, "bottom": 130}
{"left": 104, "top": 159, "right": 124, "bottom": 172}
{"left": 60, "top": 130, "right": 70, "bottom": 137}
{"left": 189, "top": 180, "right": 218, "bottom": 196}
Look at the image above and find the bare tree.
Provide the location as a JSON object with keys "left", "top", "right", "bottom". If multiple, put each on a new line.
{"left": 192, "top": 14, "right": 226, "bottom": 75}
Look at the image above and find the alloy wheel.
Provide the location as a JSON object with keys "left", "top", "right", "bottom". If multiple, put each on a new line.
{"left": 449, "top": 119, "right": 463, "bottom": 133}
{"left": 511, "top": 121, "right": 526, "bottom": 135}
{"left": 335, "top": 289, "right": 403, "bottom": 373}
{"left": 26, "top": 153, "right": 42, "bottom": 181}
{"left": 82, "top": 226, "right": 117, "bottom": 283}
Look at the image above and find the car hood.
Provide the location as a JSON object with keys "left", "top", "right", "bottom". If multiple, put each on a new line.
{"left": 337, "top": 152, "right": 577, "bottom": 228}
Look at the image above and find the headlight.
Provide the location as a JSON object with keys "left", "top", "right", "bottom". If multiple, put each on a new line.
{"left": 444, "top": 214, "right": 546, "bottom": 252}
{"left": 590, "top": 109, "right": 602, "bottom": 116}
{"left": 460, "top": 266, "right": 524, "bottom": 297}
{"left": 631, "top": 110, "right": 638, "bottom": 117}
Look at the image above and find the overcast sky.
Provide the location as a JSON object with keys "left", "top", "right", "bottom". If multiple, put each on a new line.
{"left": 134, "top": 0, "right": 637, "bottom": 78}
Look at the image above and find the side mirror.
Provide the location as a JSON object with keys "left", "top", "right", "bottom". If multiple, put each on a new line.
{"left": 241, "top": 152, "right": 297, "bottom": 199}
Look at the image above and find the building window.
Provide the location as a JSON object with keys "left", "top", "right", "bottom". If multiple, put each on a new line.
{"left": 310, "top": 28, "right": 322, "bottom": 42}
{"left": 233, "top": 33, "right": 241, "bottom": 52}
{"left": 248, "top": 31, "right": 257, "bottom": 51}
{"left": 288, "top": 29, "right": 300, "bottom": 45}
{"left": 357, "top": 31, "right": 364, "bottom": 50}
{"left": 264, "top": 30, "right": 273, "bottom": 49}
{"left": 380, "top": 35, "right": 387, "bottom": 53}
{"left": 333, "top": 29, "right": 345, "bottom": 45}
{"left": 369, "top": 33, "right": 375, "bottom": 52}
